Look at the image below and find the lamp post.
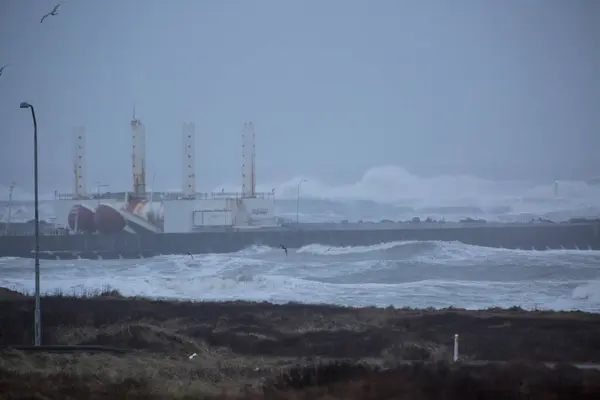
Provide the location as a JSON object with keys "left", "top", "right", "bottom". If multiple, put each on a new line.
{"left": 296, "top": 179, "right": 307, "bottom": 225}
{"left": 96, "top": 183, "right": 109, "bottom": 197}
{"left": 95, "top": 182, "right": 109, "bottom": 204}
{"left": 4, "top": 182, "right": 15, "bottom": 235}
{"left": 20, "top": 101, "right": 41, "bottom": 347}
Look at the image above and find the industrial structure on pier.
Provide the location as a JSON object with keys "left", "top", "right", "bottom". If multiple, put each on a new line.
{"left": 3, "top": 110, "right": 600, "bottom": 260}
{"left": 53, "top": 112, "right": 277, "bottom": 235}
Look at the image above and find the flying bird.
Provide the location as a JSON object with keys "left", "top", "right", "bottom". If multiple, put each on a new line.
{"left": 279, "top": 244, "right": 288, "bottom": 256}
{"left": 40, "top": 3, "right": 61, "bottom": 24}
{"left": 0, "top": 64, "right": 9, "bottom": 76}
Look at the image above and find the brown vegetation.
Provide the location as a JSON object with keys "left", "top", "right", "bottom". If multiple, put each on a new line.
{"left": 1, "top": 287, "right": 600, "bottom": 399}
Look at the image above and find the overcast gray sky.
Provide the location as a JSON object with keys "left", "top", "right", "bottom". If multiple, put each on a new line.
{"left": 1, "top": 0, "right": 599, "bottom": 193}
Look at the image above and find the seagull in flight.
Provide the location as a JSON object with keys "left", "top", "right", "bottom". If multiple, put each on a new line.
{"left": 0, "top": 64, "right": 9, "bottom": 76}
{"left": 40, "top": 3, "right": 61, "bottom": 24}
{"left": 279, "top": 244, "right": 288, "bottom": 256}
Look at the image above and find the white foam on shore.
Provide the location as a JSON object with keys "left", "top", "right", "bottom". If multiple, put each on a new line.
{"left": 1, "top": 241, "right": 599, "bottom": 312}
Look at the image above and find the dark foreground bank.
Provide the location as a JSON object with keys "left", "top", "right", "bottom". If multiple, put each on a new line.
{"left": 1, "top": 287, "right": 600, "bottom": 399}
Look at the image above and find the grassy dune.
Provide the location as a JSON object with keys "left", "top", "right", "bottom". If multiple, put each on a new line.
{"left": 1, "top": 286, "right": 600, "bottom": 399}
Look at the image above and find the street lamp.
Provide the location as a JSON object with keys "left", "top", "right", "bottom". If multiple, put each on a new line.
{"left": 4, "top": 182, "right": 15, "bottom": 235}
{"left": 96, "top": 182, "right": 109, "bottom": 199}
{"left": 20, "top": 101, "right": 41, "bottom": 347}
{"left": 296, "top": 179, "right": 307, "bottom": 225}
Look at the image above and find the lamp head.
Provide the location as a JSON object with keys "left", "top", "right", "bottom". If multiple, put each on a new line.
{"left": 19, "top": 101, "right": 31, "bottom": 109}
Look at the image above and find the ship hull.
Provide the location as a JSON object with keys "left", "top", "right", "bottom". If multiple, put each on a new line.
{"left": 67, "top": 204, "right": 96, "bottom": 233}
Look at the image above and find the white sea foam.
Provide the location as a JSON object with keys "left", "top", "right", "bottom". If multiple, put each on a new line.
{"left": 1, "top": 241, "right": 599, "bottom": 312}
{"left": 572, "top": 280, "right": 600, "bottom": 303}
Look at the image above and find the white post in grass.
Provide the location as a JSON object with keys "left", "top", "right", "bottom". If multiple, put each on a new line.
{"left": 453, "top": 334, "right": 459, "bottom": 362}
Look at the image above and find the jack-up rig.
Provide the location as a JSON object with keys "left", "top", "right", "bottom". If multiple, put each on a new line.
{"left": 54, "top": 112, "right": 277, "bottom": 235}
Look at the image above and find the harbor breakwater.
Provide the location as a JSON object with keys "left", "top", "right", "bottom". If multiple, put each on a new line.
{"left": 1, "top": 221, "right": 600, "bottom": 260}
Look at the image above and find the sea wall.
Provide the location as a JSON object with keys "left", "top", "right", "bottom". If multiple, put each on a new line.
{"left": 0, "top": 222, "right": 599, "bottom": 259}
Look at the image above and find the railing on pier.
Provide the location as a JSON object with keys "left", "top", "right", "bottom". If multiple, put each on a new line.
{"left": 54, "top": 191, "right": 275, "bottom": 202}
{"left": 54, "top": 192, "right": 127, "bottom": 201}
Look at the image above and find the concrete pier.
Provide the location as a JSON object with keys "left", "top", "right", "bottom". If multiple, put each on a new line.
{"left": 1, "top": 220, "right": 599, "bottom": 260}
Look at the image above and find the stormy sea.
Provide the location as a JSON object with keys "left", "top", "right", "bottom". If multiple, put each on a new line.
{"left": 1, "top": 166, "right": 600, "bottom": 312}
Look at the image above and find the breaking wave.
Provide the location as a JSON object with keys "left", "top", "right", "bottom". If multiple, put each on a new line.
{"left": 3, "top": 165, "right": 600, "bottom": 222}
{"left": 1, "top": 241, "right": 599, "bottom": 312}
{"left": 215, "top": 165, "right": 600, "bottom": 208}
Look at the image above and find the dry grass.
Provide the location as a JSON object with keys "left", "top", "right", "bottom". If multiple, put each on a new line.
{"left": 1, "top": 286, "right": 600, "bottom": 399}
